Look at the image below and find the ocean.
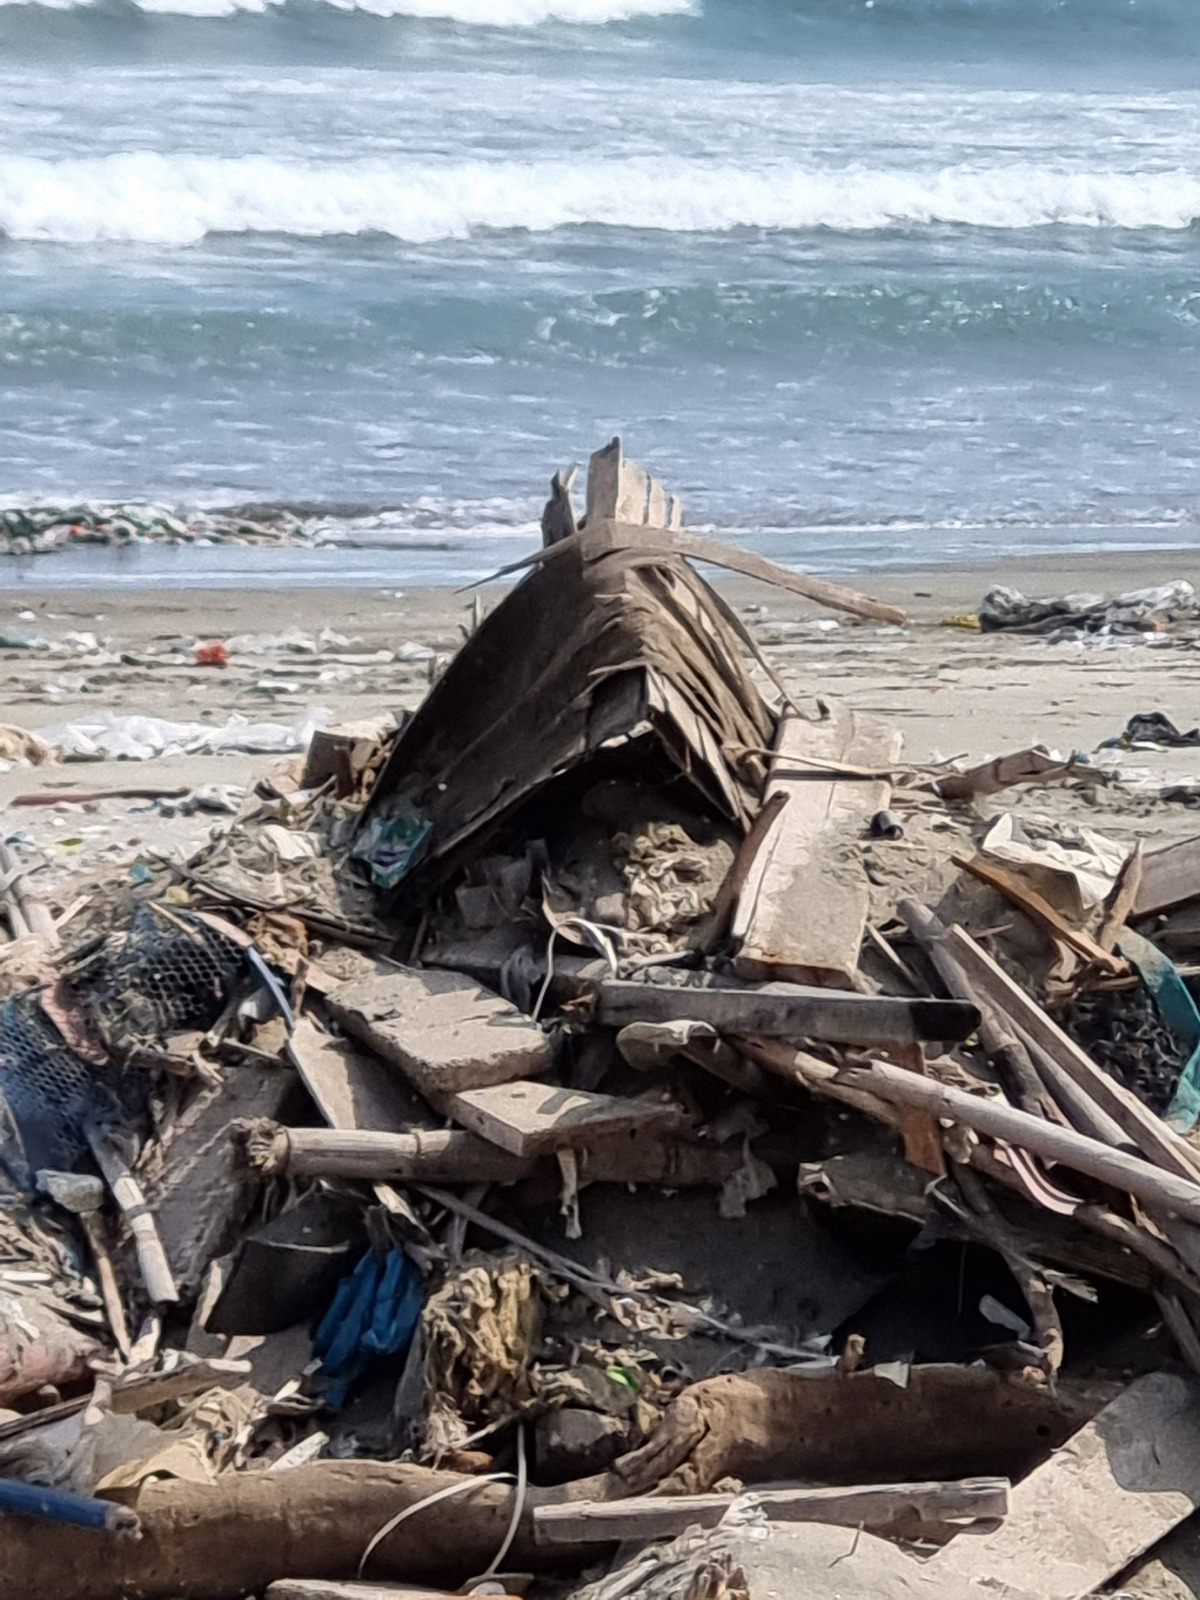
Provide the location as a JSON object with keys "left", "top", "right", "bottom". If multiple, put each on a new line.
{"left": 2, "top": 0, "right": 1199, "bottom": 582}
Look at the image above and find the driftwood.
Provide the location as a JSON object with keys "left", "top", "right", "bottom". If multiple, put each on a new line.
{"left": 0, "top": 1462, "right": 552, "bottom": 1600}
{"left": 533, "top": 1477, "right": 1011, "bottom": 1545}
{"left": 587, "top": 1366, "right": 1111, "bottom": 1499}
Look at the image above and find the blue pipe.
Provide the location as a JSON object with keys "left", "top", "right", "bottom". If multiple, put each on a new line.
{"left": 0, "top": 1475, "right": 140, "bottom": 1534}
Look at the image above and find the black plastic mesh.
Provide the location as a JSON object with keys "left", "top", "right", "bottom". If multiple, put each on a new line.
{"left": 90, "top": 907, "right": 245, "bottom": 1043}
{"left": 0, "top": 994, "right": 122, "bottom": 1184}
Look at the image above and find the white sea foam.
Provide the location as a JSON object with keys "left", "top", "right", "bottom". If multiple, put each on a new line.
{"left": 2, "top": 153, "right": 1200, "bottom": 243}
{"left": 0, "top": 0, "right": 692, "bottom": 19}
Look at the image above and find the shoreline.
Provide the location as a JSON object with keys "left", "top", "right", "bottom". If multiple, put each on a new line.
{"left": 3, "top": 534, "right": 1200, "bottom": 596}
{"left": 4, "top": 545, "right": 1200, "bottom": 618}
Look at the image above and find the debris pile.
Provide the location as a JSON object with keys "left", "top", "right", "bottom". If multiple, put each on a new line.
{"left": 6, "top": 441, "right": 1200, "bottom": 1599}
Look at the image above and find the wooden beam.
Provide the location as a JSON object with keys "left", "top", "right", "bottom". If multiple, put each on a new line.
{"left": 595, "top": 977, "right": 978, "bottom": 1046}
{"left": 241, "top": 1122, "right": 742, "bottom": 1188}
{"left": 731, "top": 707, "right": 902, "bottom": 989}
{"left": 534, "top": 1478, "right": 1010, "bottom": 1546}
{"left": 286, "top": 1017, "right": 425, "bottom": 1135}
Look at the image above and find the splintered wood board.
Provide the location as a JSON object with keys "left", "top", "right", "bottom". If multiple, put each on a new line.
{"left": 731, "top": 704, "right": 902, "bottom": 989}
{"left": 326, "top": 966, "right": 553, "bottom": 1096}
{"left": 447, "top": 1079, "right": 680, "bottom": 1156}
{"left": 287, "top": 1016, "right": 431, "bottom": 1134}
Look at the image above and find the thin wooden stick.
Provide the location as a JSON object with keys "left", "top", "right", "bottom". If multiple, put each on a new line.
{"left": 834, "top": 1058, "right": 1200, "bottom": 1224}
{"left": 85, "top": 1128, "right": 178, "bottom": 1306}
{"left": 80, "top": 1212, "right": 131, "bottom": 1359}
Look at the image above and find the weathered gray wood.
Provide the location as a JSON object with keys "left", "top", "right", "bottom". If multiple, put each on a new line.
{"left": 534, "top": 1478, "right": 1010, "bottom": 1546}
{"left": 584, "top": 435, "right": 672, "bottom": 528}
{"left": 1133, "top": 833, "right": 1200, "bottom": 919}
{"left": 86, "top": 1127, "right": 178, "bottom": 1306}
{"left": 836, "top": 1058, "right": 1200, "bottom": 1224}
{"left": 446, "top": 1080, "right": 681, "bottom": 1157}
{"left": 945, "top": 925, "right": 1200, "bottom": 1181}
{"left": 286, "top": 1016, "right": 425, "bottom": 1134}
{"left": 266, "top": 1584, "right": 463, "bottom": 1600}
{"left": 732, "top": 706, "right": 903, "bottom": 989}
{"left": 595, "top": 976, "right": 978, "bottom": 1046}
{"left": 326, "top": 967, "right": 553, "bottom": 1097}
{"left": 930, "top": 1373, "right": 1200, "bottom": 1600}
{"left": 247, "top": 1122, "right": 741, "bottom": 1188}
{"left": 143, "top": 1060, "right": 296, "bottom": 1302}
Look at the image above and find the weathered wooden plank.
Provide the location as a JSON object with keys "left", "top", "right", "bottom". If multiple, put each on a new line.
{"left": 1134, "top": 833, "right": 1200, "bottom": 919}
{"left": 731, "top": 706, "right": 903, "bottom": 989}
{"left": 595, "top": 977, "right": 978, "bottom": 1046}
{"left": 286, "top": 1016, "right": 426, "bottom": 1135}
{"left": 584, "top": 435, "right": 674, "bottom": 528}
{"left": 326, "top": 967, "right": 553, "bottom": 1097}
{"left": 266, "top": 1584, "right": 470, "bottom": 1600}
{"left": 140, "top": 1061, "right": 297, "bottom": 1302}
{"left": 446, "top": 1079, "right": 681, "bottom": 1157}
{"left": 930, "top": 1374, "right": 1200, "bottom": 1600}
{"left": 534, "top": 1478, "right": 1010, "bottom": 1546}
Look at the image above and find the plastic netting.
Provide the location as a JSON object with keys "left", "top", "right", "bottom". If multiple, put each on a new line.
{"left": 0, "top": 995, "right": 121, "bottom": 1183}
{"left": 88, "top": 906, "right": 246, "bottom": 1042}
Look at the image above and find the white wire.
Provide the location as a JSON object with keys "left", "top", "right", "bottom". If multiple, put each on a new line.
{"left": 357, "top": 1471, "right": 514, "bottom": 1578}
{"left": 480, "top": 1423, "right": 527, "bottom": 1579}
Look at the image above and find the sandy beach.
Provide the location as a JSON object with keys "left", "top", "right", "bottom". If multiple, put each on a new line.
{"left": 4, "top": 546, "right": 1200, "bottom": 887}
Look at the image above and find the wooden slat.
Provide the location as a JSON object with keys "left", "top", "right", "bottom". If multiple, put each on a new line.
{"left": 1133, "top": 833, "right": 1200, "bottom": 919}
{"left": 287, "top": 1017, "right": 427, "bottom": 1134}
{"left": 732, "top": 707, "right": 903, "bottom": 989}
{"left": 952, "top": 854, "right": 1127, "bottom": 976}
{"left": 534, "top": 1478, "right": 1010, "bottom": 1546}
{"left": 446, "top": 1080, "right": 681, "bottom": 1157}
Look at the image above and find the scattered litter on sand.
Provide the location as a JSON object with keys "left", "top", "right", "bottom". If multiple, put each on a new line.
{"left": 7, "top": 442, "right": 1200, "bottom": 1600}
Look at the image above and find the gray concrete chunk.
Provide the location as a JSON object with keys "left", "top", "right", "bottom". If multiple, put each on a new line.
{"left": 326, "top": 966, "right": 553, "bottom": 1097}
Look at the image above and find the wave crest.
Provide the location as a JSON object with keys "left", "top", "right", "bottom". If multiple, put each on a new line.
{"left": 0, "top": 0, "right": 692, "bottom": 20}
{"left": 2, "top": 154, "right": 1199, "bottom": 244}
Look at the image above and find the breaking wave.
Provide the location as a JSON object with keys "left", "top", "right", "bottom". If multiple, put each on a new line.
{"left": 2, "top": 154, "right": 1200, "bottom": 244}
{"left": 0, "top": 0, "right": 691, "bottom": 19}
